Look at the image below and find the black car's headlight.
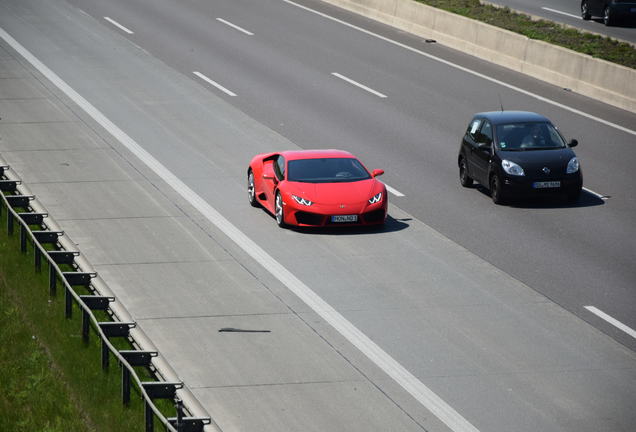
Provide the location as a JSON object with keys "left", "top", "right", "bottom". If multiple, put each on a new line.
{"left": 502, "top": 159, "right": 525, "bottom": 176}
{"left": 368, "top": 192, "right": 382, "bottom": 204}
{"left": 566, "top": 157, "right": 579, "bottom": 174}
{"left": 292, "top": 195, "right": 313, "bottom": 206}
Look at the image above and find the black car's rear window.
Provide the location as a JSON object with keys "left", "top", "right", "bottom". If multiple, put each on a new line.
{"left": 495, "top": 122, "right": 566, "bottom": 151}
{"left": 287, "top": 158, "right": 371, "bottom": 183}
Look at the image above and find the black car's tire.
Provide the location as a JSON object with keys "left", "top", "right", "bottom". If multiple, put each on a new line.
{"left": 247, "top": 170, "right": 259, "bottom": 207}
{"left": 275, "top": 191, "right": 287, "bottom": 228}
{"left": 604, "top": 6, "right": 614, "bottom": 26}
{"left": 566, "top": 188, "right": 582, "bottom": 203}
{"left": 459, "top": 157, "right": 473, "bottom": 187}
{"left": 490, "top": 174, "right": 507, "bottom": 205}
{"left": 581, "top": 1, "right": 591, "bottom": 20}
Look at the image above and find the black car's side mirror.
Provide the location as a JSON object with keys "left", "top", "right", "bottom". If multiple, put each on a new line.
{"left": 477, "top": 142, "right": 490, "bottom": 151}
{"left": 568, "top": 139, "right": 578, "bottom": 147}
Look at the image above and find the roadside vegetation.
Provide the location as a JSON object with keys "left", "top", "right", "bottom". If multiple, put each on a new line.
{"left": 0, "top": 207, "right": 171, "bottom": 431}
{"left": 416, "top": 0, "right": 636, "bottom": 69}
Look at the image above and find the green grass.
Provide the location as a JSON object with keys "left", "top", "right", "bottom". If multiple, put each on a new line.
{"left": 416, "top": 0, "right": 636, "bottom": 69}
{"left": 0, "top": 206, "right": 174, "bottom": 431}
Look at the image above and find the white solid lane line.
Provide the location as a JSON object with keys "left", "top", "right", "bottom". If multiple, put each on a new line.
{"left": 331, "top": 72, "right": 387, "bottom": 98}
{"left": 103, "top": 17, "right": 134, "bottom": 34}
{"left": 193, "top": 71, "right": 237, "bottom": 97}
{"left": 216, "top": 18, "right": 254, "bottom": 36}
{"left": 585, "top": 306, "right": 636, "bottom": 339}
{"left": 0, "top": 26, "right": 479, "bottom": 432}
{"left": 385, "top": 184, "right": 405, "bottom": 197}
{"left": 541, "top": 7, "right": 582, "bottom": 20}
{"left": 582, "top": 187, "right": 608, "bottom": 200}
{"left": 283, "top": 0, "right": 636, "bottom": 138}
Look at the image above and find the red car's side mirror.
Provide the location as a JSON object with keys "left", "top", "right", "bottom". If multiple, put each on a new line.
{"left": 372, "top": 169, "right": 384, "bottom": 177}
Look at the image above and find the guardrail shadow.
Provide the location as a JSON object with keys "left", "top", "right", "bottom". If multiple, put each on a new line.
{"left": 472, "top": 184, "right": 606, "bottom": 209}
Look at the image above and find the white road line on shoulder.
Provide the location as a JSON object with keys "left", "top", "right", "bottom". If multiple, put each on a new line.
{"left": 385, "top": 183, "right": 405, "bottom": 197}
{"left": 103, "top": 17, "right": 134, "bottom": 34}
{"left": 193, "top": 71, "right": 237, "bottom": 97}
{"left": 331, "top": 72, "right": 387, "bottom": 98}
{"left": 582, "top": 187, "right": 608, "bottom": 200}
{"left": 0, "top": 26, "right": 479, "bottom": 432}
{"left": 541, "top": 7, "right": 582, "bottom": 20}
{"left": 283, "top": 0, "right": 636, "bottom": 138}
{"left": 585, "top": 306, "right": 636, "bottom": 339}
{"left": 216, "top": 18, "right": 254, "bottom": 36}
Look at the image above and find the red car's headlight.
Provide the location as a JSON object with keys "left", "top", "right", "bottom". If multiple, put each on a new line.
{"left": 368, "top": 192, "right": 382, "bottom": 204}
{"left": 292, "top": 195, "right": 313, "bottom": 206}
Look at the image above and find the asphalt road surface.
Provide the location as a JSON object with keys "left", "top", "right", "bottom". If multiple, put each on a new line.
{"left": 0, "top": 0, "right": 634, "bottom": 431}
{"left": 487, "top": 0, "right": 636, "bottom": 43}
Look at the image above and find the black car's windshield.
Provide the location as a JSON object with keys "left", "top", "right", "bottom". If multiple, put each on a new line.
{"left": 495, "top": 122, "right": 566, "bottom": 151}
{"left": 287, "top": 158, "right": 371, "bottom": 183}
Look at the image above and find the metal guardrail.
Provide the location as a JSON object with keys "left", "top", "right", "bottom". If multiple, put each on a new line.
{"left": 0, "top": 165, "right": 211, "bottom": 432}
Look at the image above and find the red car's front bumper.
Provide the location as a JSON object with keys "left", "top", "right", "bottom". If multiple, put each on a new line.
{"left": 283, "top": 200, "right": 387, "bottom": 227}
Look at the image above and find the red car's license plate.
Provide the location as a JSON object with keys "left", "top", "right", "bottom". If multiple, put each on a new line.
{"left": 331, "top": 215, "right": 358, "bottom": 222}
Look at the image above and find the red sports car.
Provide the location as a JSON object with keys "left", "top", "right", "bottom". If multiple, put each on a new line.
{"left": 247, "top": 150, "right": 387, "bottom": 227}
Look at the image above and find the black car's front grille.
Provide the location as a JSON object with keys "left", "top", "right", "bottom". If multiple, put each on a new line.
{"left": 295, "top": 211, "right": 324, "bottom": 226}
{"left": 362, "top": 209, "right": 385, "bottom": 223}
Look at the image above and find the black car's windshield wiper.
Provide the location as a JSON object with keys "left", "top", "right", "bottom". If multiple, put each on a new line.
{"left": 525, "top": 146, "right": 564, "bottom": 151}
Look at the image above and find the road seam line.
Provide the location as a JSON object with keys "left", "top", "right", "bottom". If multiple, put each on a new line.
{"left": 282, "top": 0, "right": 636, "bottom": 137}
{"left": 103, "top": 17, "right": 134, "bottom": 34}
{"left": 584, "top": 306, "right": 636, "bottom": 339}
{"left": 0, "top": 26, "right": 479, "bottom": 432}
{"left": 216, "top": 18, "right": 254, "bottom": 36}
{"left": 193, "top": 71, "right": 237, "bottom": 97}
{"left": 582, "top": 187, "right": 607, "bottom": 200}
{"left": 331, "top": 72, "right": 387, "bottom": 98}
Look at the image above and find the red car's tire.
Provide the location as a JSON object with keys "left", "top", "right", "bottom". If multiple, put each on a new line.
{"left": 247, "top": 170, "right": 260, "bottom": 207}
{"left": 275, "top": 192, "right": 287, "bottom": 228}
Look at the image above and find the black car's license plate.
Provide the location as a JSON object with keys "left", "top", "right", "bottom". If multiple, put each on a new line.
{"left": 331, "top": 215, "right": 358, "bottom": 222}
{"left": 533, "top": 181, "right": 561, "bottom": 189}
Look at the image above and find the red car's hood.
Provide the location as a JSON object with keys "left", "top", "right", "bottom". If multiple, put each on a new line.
{"left": 287, "top": 179, "right": 378, "bottom": 204}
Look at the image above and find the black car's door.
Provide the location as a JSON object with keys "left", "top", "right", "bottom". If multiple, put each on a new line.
{"left": 463, "top": 118, "right": 484, "bottom": 182}
{"left": 472, "top": 120, "right": 493, "bottom": 184}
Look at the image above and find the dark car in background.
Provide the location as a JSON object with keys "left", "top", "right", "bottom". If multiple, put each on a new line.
{"left": 581, "top": 0, "right": 636, "bottom": 26}
{"left": 458, "top": 111, "right": 583, "bottom": 205}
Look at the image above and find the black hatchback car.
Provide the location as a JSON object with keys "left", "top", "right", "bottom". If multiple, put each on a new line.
{"left": 581, "top": 0, "right": 636, "bottom": 26}
{"left": 458, "top": 111, "right": 583, "bottom": 204}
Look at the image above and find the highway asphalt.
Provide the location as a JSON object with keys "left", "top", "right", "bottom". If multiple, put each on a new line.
{"left": 0, "top": 0, "right": 635, "bottom": 431}
{"left": 487, "top": 0, "right": 636, "bottom": 43}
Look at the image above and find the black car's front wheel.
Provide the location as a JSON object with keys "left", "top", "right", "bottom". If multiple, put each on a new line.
{"left": 490, "top": 174, "right": 507, "bottom": 205}
{"left": 604, "top": 6, "right": 614, "bottom": 26}
{"left": 581, "top": 1, "right": 591, "bottom": 20}
{"left": 275, "top": 192, "right": 286, "bottom": 228}
{"left": 459, "top": 157, "right": 473, "bottom": 187}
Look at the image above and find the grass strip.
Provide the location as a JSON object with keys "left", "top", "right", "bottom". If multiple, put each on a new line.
{"left": 416, "top": 0, "right": 636, "bottom": 69}
{"left": 0, "top": 206, "right": 173, "bottom": 431}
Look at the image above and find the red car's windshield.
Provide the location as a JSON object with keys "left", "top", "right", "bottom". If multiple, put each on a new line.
{"left": 287, "top": 158, "right": 371, "bottom": 183}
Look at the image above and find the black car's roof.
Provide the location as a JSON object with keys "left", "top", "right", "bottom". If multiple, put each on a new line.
{"left": 474, "top": 111, "right": 550, "bottom": 125}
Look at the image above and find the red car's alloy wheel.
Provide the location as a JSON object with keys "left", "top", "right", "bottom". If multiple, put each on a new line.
{"left": 247, "top": 171, "right": 259, "bottom": 207}
{"left": 275, "top": 192, "right": 285, "bottom": 227}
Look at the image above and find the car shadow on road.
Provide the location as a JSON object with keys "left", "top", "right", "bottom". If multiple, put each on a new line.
{"left": 290, "top": 214, "right": 411, "bottom": 235}
{"left": 472, "top": 185, "right": 606, "bottom": 209}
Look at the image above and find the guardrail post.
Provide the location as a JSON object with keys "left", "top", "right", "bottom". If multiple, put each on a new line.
{"left": 7, "top": 212, "right": 13, "bottom": 235}
{"left": 34, "top": 247, "right": 41, "bottom": 272}
{"left": 176, "top": 399, "right": 184, "bottom": 432}
{"left": 82, "top": 309, "right": 90, "bottom": 344}
{"left": 20, "top": 225, "right": 27, "bottom": 253}
{"left": 101, "top": 339, "right": 109, "bottom": 369}
{"left": 65, "top": 287, "right": 73, "bottom": 318}
{"left": 122, "top": 367, "right": 131, "bottom": 405}
{"left": 145, "top": 401, "right": 154, "bottom": 432}
{"left": 49, "top": 262, "right": 57, "bottom": 297}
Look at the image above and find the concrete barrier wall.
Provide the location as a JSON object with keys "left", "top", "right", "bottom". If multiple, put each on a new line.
{"left": 320, "top": 0, "right": 636, "bottom": 113}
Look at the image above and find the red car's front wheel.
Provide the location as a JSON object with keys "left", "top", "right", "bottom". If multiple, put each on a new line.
{"left": 247, "top": 170, "right": 259, "bottom": 207}
{"left": 275, "top": 192, "right": 286, "bottom": 228}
